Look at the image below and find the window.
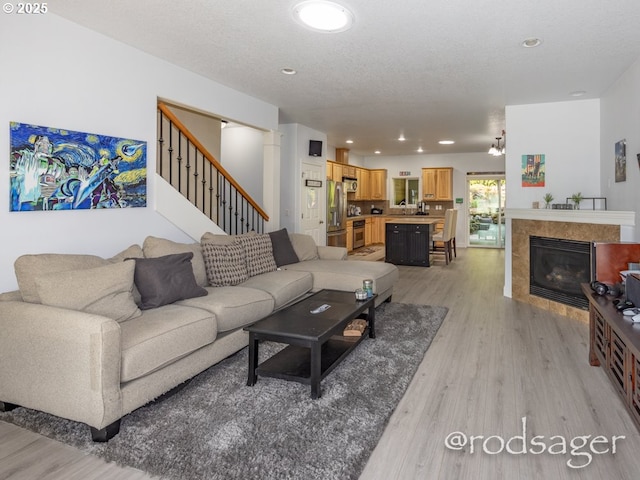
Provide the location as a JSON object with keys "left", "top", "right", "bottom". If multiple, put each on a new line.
{"left": 391, "top": 177, "right": 419, "bottom": 207}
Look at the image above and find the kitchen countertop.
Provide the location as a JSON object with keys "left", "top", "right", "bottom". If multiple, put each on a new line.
{"left": 346, "top": 213, "right": 444, "bottom": 222}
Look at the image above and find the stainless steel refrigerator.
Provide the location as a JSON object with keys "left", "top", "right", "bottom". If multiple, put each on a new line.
{"left": 326, "top": 180, "right": 347, "bottom": 247}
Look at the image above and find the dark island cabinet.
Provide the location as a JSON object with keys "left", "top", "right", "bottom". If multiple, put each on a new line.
{"left": 385, "top": 223, "right": 431, "bottom": 267}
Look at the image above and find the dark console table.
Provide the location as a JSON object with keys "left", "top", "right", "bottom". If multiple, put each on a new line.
{"left": 582, "top": 283, "right": 640, "bottom": 431}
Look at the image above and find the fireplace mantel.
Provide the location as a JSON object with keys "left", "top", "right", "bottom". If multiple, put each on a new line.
{"left": 505, "top": 208, "right": 635, "bottom": 226}
{"left": 504, "top": 208, "right": 636, "bottom": 321}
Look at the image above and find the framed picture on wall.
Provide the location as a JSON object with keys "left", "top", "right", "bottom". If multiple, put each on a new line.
{"left": 615, "top": 139, "right": 626, "bottom": 183}
{"left": 10, "top": 122, "right": 147, "bottom": 211}
{"left": 521, "top": 154, "right": 545, "bottom": 187}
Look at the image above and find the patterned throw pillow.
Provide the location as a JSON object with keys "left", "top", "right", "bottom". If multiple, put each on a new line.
{"left": 233, "top": 234, "right": 277, "bottom": 277}
{"left": 201, "top": 242, "right": 249, "bottom": 286}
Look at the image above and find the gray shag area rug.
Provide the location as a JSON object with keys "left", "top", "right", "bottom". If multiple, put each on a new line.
{"left": 1, "top": 302, "right": 447, "bottom": 480}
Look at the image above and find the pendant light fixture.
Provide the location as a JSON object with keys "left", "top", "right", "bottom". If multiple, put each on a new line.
{"left": 488, "top": 130, "right": 506, "bottom": 156}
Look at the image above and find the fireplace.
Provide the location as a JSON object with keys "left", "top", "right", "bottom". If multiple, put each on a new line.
{"left": 529, "top": 236, "right": 592, "bottom": 309}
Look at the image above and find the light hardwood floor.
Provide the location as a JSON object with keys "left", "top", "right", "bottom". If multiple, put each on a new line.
{"left": 2, "top": 248, "right": 640, "bottom": 479}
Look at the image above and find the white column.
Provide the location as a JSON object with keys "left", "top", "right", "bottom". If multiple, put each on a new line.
{"left": 263, "top": 130, "right": 281, "bottom": 232}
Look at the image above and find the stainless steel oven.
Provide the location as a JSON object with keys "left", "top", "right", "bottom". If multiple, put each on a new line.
{"left": 353, "top": 220, "right": 365, "bottom": 249}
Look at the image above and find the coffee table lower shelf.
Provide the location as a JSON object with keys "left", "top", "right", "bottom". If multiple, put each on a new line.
{"left": 256, "top": 332, "right": 367, "bottom": 386}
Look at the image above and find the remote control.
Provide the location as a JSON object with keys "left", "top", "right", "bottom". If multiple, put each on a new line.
{"left": 310, "top": 304, "right": 331, "bottom": 314}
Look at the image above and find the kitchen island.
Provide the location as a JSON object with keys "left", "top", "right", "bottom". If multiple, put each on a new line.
{"left": 385, "top": 217, "right": 440, "bottom": 267}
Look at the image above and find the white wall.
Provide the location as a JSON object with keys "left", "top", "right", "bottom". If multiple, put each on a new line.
{"left": 279, "top": 123, "right": 327, "bottom": 241}
{"left": 221, "top": 125, "right": 265, "bottom": 205}
{"left": 504, "top": 99, "right": 601, "bottom": 209}
{"left": 600, "top": 56, "right": 640, "bottom": 238}
{"left": 0, "top": 14, "right": 278, "bottom": 292}
{"left": 503, "top": 99, "right": 601, "bottom": 297}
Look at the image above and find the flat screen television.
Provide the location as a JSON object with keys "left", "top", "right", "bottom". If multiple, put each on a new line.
{"left": 309, "top": 140, "right": 322, "bottom": 157}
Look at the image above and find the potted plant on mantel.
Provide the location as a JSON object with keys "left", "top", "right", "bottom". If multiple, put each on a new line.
{"left": 543, "top": 193, "right": 554, "bottom": 209}
{"left": 571, "top": 192, "right": 584, "bottom": 209}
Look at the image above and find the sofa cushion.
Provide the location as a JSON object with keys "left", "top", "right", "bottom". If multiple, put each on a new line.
{"left": 268, "top": 228, "right": 299, "bottom": 267}
{"left": 130, "top": 252, "right": 208, "bottom": 310}
{"left": 239, "top": 269, "right": 312, "bottom": 309}
{"left": 119, "top": 304, "right": 216, "bottom": 382}
{"left": 201, "top": 242, "right": 249, "bottom": 286}
{"left": 15, "top": 253, "right": 108, "bottom": 303}
{"left": 285, "top": 260, "right": 399, "bottom": 297}
{"left": 234, "top": 234, "right": 277, "bottom": 277}
{"left": 142, "top": 236, "right": 207, "bottom": 287}
{"left": 34, "top": 261, "right": 141, "bottom": 322}
{"left": 178, "top": 286, "right": 274, "bottom": 332}
{"left": 289, "top": 233, "right": 319, "bottom": 261}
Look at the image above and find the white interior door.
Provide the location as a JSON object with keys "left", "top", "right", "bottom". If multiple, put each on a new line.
{"left": 300, "top": 162, "right": 325, "bottom": 245}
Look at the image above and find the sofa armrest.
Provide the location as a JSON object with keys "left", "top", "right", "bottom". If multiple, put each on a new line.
{"left": 0, "top": 301, "right": 123, "bottom": 429}
{"left": 317, "top": 245, "right": 348, "bottom": 260}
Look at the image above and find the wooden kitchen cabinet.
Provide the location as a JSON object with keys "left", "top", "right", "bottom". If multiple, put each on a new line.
{"left": 422, "top": 167, "right": 453, "bottom": 201}
{"left": 336, "top": 148, "right": 349, "bottom": 164}
{"left": 346, "top": 220, "right": 353, "bottom": 252}
{"left": 332, "top": 162, "right": 343, "bottom": 182}
{"left": 356, "top": 167, "right": 370, "bottom": 200}
{"left": 369, "top": 169, "right": 387, "bottom": 200}
{"left": 343, "top": 165, "right": 356, "bottom": 178}
{"left": 365, "top": 217, "right": 372, "bottom": 246}
{"left": 371, "top": 216, "right": 385, "bottom": 244}
{"left": 326, "top": 161, "right": 344, "bottom": 182}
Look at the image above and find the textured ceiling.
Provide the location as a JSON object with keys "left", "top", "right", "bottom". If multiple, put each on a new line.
{"left": 51, "top": 0, "right": 640, "bottom": 156}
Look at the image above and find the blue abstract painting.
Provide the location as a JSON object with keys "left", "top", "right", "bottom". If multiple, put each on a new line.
{"left": 10, "top": 122, "right": 147, "bottom": 211}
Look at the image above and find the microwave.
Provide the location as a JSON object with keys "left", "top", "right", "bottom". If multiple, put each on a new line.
{"left": 342, "top": 177, "right": 357, "bottom": 192}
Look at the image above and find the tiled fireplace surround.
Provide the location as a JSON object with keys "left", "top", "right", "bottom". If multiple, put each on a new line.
{"left": 507, "top": 209, "right": 635, "bottom": 322}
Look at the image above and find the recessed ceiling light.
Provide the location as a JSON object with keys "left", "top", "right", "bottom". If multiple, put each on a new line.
{"left": 417, "top": 147, "right": 424, "bottom": 153}
{"left": 438, "top": 140, "right": 454, "bottom": 145}
{"left": 281, "top": 68, "right": 297, "bottom": 75}
{"left": 293, "top": 1, "right": 354, "bottom": 33}
{"left": 522, "top": 37, "right": 542, "bottom": 48}
{"left": 398, "top": 135, "right": 406, "bottom": 142}
{"left": 570, "top": 90, "right": 586, "bottom": 97}
{"left": 374, "top": 150, "right": 381, "bottom": 154}
{"left": 346, "top": 139, "right": 353, "bottom": 144}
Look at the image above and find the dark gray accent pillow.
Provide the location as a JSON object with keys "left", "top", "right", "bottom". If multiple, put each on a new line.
{"left": 268, "top": 228, "right": 299, "bottom": 267}
{"left": 131, "top": 252, "right": 207, "bottom": 310}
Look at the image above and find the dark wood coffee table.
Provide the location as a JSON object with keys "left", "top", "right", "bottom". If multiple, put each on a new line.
{"left": 245, "top": 289, "right": 376, "bottom": 399}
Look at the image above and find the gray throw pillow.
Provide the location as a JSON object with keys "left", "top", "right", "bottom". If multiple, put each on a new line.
{"left": 142, "top": 236, "right": 208, "bottom": 288}
{"left": 233, "top": 234, "right": 277, "bottom": 277}
{"left": 130, "top": 252, "right": 208, "bottom": 310}
{"left": 201, "top": 242, "right": 249, "bottom": 286}
{"left": 268, "top": 228, "right": 299, "bottom": 267}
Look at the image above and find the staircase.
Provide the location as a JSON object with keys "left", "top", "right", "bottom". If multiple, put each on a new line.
{"left": 157, "top": 102, "right": 268, "bottom": 235}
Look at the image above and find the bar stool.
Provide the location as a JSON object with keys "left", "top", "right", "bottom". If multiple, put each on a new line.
{"left": 432, "top": 209, "right": 455, "bottom": 264}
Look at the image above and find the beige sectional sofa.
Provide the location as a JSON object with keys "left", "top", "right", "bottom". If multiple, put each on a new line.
{"left": 0, "top": 230, "right": 398, "bottom": 441}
